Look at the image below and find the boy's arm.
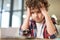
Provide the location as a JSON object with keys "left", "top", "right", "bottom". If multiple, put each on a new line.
{"left": 21, "top": 7, "right": 31, "bottom": 30}
{"left": 40, "top": 7, "right": 57, "bottom": 35}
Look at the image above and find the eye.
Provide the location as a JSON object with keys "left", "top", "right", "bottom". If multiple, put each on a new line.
{"left": 37, "top": 11, "right": 41, "bottom": 13}
{"left": 31, "top": 12, "right": 34, "bottom": 14}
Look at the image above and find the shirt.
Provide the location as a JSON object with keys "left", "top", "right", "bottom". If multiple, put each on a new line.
{"left": 20, "top": 19, "right": 57, "bottom": 39}
{"left": 36, "top": 23, "right": 43, "bottom": 38}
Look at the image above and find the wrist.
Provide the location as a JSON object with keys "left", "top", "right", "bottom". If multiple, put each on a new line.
{"left": 44, "top": 12, "right": 49, "bottom": 17}
{"left": 26, "top": 15, "right": 30, "bottom": 20}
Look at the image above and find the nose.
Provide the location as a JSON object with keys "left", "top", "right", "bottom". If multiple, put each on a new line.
{"left": 34, "top": 13, "right": 38, "bottom": 17}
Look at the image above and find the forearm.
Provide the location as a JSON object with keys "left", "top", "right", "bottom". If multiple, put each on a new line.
{"left": 21, "top": 16, "right": 30, "bottom": 30}
{"left": 45, "top": 13, "right": 56, "bottom": 35}
{"left": 21, "top": 7, "right": 31, "bottom": 30}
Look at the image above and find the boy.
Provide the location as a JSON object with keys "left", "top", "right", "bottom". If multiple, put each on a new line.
{"left": 21, "top": 0, "right": 57, "bottom": 39}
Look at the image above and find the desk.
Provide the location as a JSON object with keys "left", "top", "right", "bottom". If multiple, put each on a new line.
{"left": 1, "top": 38, "right": 60, "bottom": 40}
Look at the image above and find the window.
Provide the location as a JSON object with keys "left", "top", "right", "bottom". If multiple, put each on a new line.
{"left": 11, "top": 0, "right": 22, "bottom": 28}
{"left": 1, "top": 0, "right": 11, "bottom": 28}
{"left": 0, "top": 0, "right": 2, "bottom": 11}
{"left": 0, "top": 13, "right": 1, "bottom": 27}
{"left": 1, "top": 12, "right": 10, "bottom": 28}
{"left": 0, "top": 0, "right": 23, "bottom": 28}
{"left": 12, "top": 12, "right": 21, "bottom": 28}
{"left": 3, "top": 0, "right": 11, "bottom": 11}
{"left": 13, "top": 0, "right": 22, "bottom": 10}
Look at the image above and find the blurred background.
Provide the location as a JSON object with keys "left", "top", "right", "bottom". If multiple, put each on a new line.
{"left": 0, "top": 0, "right": 60, "bottom": 38}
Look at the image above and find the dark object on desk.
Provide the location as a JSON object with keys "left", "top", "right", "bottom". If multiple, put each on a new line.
{"left": 23, "top": 30, "right": 31, "bottom": 36}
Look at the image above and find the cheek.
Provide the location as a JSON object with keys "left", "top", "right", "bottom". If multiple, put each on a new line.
{"left": 31, "top": 15, "right": 35, "bottom": 19}
{"left": 38, "top": 14, "right": 42, "bottom": 18}
{"left": 38, "top": 13, "right": 44, "bottom": 19}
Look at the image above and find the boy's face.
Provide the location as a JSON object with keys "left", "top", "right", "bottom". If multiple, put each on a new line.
{"left": 31, "top": 8, "right": 44, "bottom": 23}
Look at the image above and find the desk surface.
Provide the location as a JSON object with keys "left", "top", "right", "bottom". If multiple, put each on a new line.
{"left": 1, "top": 38, "right": 60, "bottom": 40}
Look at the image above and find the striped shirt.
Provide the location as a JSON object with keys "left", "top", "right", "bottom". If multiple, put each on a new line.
{"left": 20, "top": 19, "right": 57, "bottom": 39}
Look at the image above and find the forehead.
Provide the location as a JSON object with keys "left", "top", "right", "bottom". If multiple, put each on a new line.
{"left": 31, "top": 8, "right": 40, "bottom": 12}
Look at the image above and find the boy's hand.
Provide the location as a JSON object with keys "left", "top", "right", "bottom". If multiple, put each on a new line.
{"left": 27, "top": 7, "right": 31, "bottom": 17}
{"left": 40, "top": 7, "right": 48, "bottom": 17}
{"left": 21, "top": 7, "right": 31, "bottom": 30}
{"left": 40, "top": 3, "right": 48, "bottom": 17}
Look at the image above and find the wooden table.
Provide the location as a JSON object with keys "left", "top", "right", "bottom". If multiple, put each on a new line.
{"left": 1, "top": 38, "right": 60, "bottom": 40}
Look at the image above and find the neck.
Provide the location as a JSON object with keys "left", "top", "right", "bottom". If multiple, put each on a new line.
{"left": 37, "top": 20, "right": 45, "bottom": 24}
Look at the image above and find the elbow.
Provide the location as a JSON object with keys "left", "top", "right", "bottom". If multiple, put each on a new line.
{"left": 21, "top": 25, "right": 28, "bottom": 31}
{"left": 21, "top": 26, "right": 25, "bottom": 30}
{"left": 48, "top": 30, "right": 57, "bottom": 35}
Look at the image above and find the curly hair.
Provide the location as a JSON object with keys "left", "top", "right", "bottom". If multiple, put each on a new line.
{"left": 26, "top": 0, "right": 49, "bottom": 11}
